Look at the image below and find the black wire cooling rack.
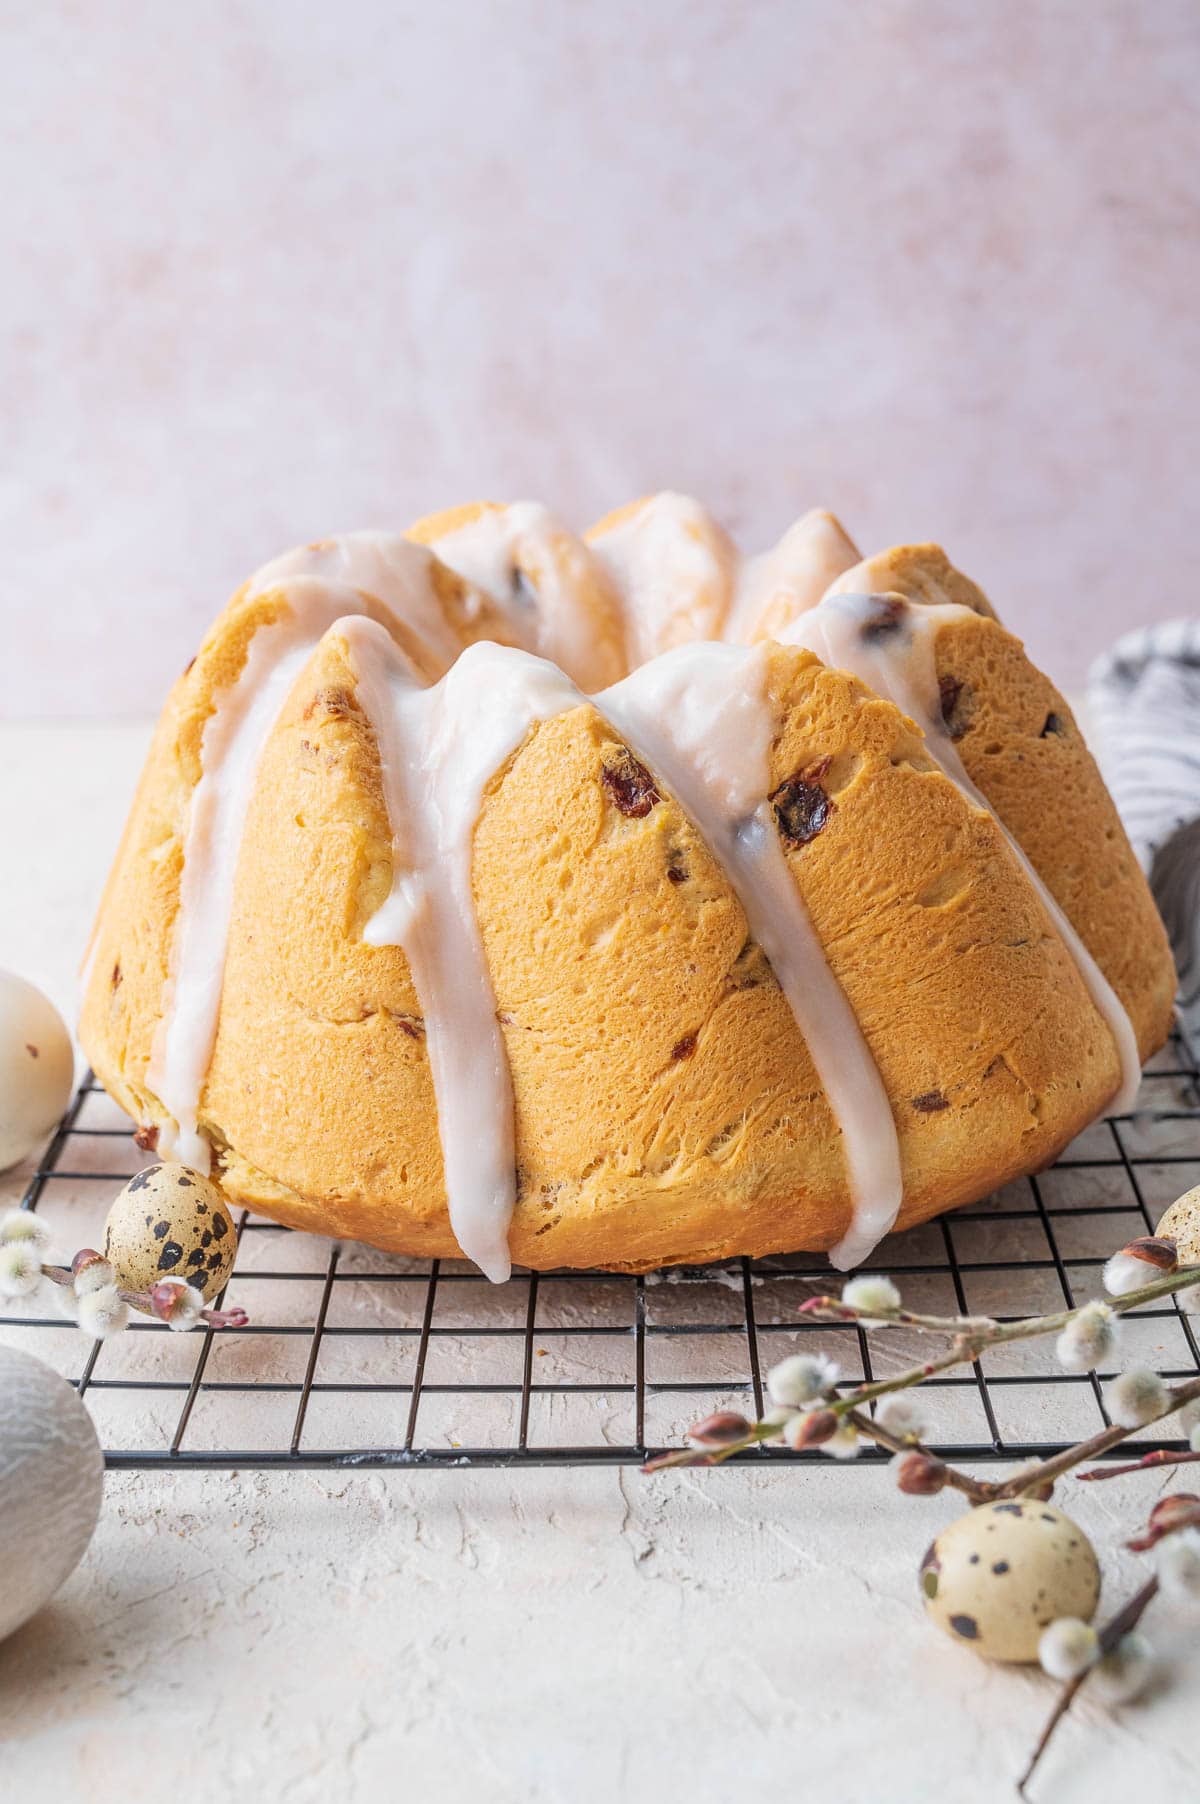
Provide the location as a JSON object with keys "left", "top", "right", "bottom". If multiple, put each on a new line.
{"left": 4, "top": 1032, "right": 1200, "bottom": 1472}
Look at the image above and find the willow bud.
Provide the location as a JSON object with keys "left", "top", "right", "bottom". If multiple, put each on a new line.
{"left": 1103, "top": 1236, "right": 1177, "bottom": 1297}
{"left": 687, "top": 1410, "right": 752, "bottom": 1448}
{"left": 783, "top": 1408, "right": 838, "bottom": 1450}
{"left": 893, "top": 1452, "right": 948, "bottom": 1495}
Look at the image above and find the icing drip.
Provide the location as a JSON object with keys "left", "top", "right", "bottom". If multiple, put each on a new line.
{"left": 599, "top": 642, "right": 904, "bottom": 1269}
{"left": 150, "top": 575, "right": 373, "bottom": 1170}
{"left": 588, "top": 492, "right": 736, "bottom": 666}
{"left": 430, "top": 503, "right": 624, "bottom": 691}
{"left": 727, "top": 510, "right": 861, "bottom": 646}
{"left": 787, "top": 593, "right": 1143, "bottom": 1113}
{"left": 340, "top": 622, "right": 581, "bottom": 1282}
{"left": 249, "top": 533, "right": 468, "bottom": 677}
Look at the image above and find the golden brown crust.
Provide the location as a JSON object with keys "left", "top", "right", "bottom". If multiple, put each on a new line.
{"left": 829, "top": 542, "right": 998, "bottom": 619}
{"left": 78, "top": 580, "right": 410, "bottom": 1132}
{"left": 828, "top": 543, "right": 1175, "bottom": 1060}
{"left": 927, "top": 608, "right": 1175, "bottom": 1059}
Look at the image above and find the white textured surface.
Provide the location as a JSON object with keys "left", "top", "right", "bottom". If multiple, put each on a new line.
{"left": 4, "top": 1, "right": 1200, "bottom": 718}
{"left": 1, "top": 721, "right": 1199, "bottom": 1800}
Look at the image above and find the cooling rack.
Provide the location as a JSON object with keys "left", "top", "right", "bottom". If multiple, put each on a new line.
{"left": 4, "top": 1032, "right": 1200, "bottom": 1472}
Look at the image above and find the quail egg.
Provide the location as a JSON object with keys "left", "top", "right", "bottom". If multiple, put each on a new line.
{"left": 920, "top": 1500, "right": 1100, "bottom": 1662}
{"left": 0, "top": 972, "right": 75, "bottom": 1170}
{"left": 1157, "top": 1185, "right": 1200, "bottom": 1267}
{"left": 104, "top": 1163, "right": 238, "bottom": 1301}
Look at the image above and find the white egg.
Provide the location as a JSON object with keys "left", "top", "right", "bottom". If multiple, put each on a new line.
{"left": 0, "top": 971, "right": 75, "bottom": 1170}
{"left": 0, "top": 1345, "right": 104, "bottom": 1641}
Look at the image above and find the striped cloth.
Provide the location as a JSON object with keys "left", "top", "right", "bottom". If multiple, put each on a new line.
{"left": 1089, "top": 619, "right": 1200, "bottom": 1038}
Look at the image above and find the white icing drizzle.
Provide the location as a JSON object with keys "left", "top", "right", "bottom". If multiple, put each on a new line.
{"left": 149, "top": 573, "right": 375, "bottom": 1170}
{"left": 340, "top": 621, "right": 581, "bottom": 1282}
{"left": 249, "top": 533, "right": 468, "bottom": 676}
{"left": 589, "top": 492, "right": 736, "bottom": 666}
{"left": 786, "top": 593, "right": 1142, "bottom": 1113}
{"left": 430, "top": 503, "right": 623, "bottom": 691}
{"left": 599, "top": 642, "right": 904, "bottom": 1268}
{"left": 726, "top": 509, "right": 860, "bottom": 645}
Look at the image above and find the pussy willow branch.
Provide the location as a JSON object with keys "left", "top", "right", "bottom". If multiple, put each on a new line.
{"left": 1126, "top": 1496, "right": 1200, "bottom": 1551}
{"left": 842, "top": 1406, "right": 991, "bottom": 1503}
{"left": 1016, "top": 1576, "right": 1160, "bottom": 1799}
{"left": 799, "top": 1263, "right": 1197, "bottom": 1340}
{"left": 39, "top": 1260, "right": 247, "bottom": 1331}
{"left": 988, "top": 1374, "right": 1200, "bottom": 1501}
{"left": 645, "top": 1266, "right": 1200, "bottom": 1479}
{"left": 647, "top": 1372, "right": 1200, "bottom": 1500}
{"left": 1079, "top": 1448, "right": 1200, "bottom": 1483}
{"left": 642, "top": 1420, "right": 779, "bottom": 1474}
{"left": 1018, "top": 1498, "right": 1200, "bottom": 1795}
{"left": 641, "top": 1393, "right": 967, "bottom": 1477}
{"left": 646, "top": 1404, "right": 990, "bottom": 1499}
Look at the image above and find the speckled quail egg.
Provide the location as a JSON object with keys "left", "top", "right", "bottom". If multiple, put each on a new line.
{"left": 0, "top": 971, "right": 75, "bottom": 1170}
{"left": 103, "top": 1163, "right": 238, "bottom": 1301}
{"left": 919, "top": 1500, "right": 1100, "bottom": 1662}
{"left": 1157, "top": 1185, "right": 1200, "bottom": 1276}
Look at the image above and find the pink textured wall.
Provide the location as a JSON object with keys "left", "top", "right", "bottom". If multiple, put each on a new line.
{"left": 5, "top": 1, "right": 1199, "bottom": 717}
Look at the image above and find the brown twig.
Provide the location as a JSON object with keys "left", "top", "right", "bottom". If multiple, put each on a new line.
{"left": 801, "top": 1264, "right": 1200, "bottom": 1342}
{"left": 799, "top": 1293, "right": 1000, "bottom": 1334}
{"left": 1078, "top": 1448, "right": 1200, "bottom": 1483}
{"left": 844, "top": 1406, "right": 992, "bottom": 1503}
{"left": 1018, "top": 1491, "right": 1200, "bottom": 1793}
{"left": 1016, "top": 1577, "right": 1159, "bottom": 1798}
{"left": 1126, "top": 1495, "right": 1200, "bottom": 1551}
{"left": 990, "top": 1375, "right": 1200, "bottom": 1501}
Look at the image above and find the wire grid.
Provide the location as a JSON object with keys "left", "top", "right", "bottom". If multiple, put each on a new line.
{"left": 3, "top": 1031, "right": 1200, "bottom": 1471}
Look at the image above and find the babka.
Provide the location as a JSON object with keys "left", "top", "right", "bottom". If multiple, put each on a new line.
{"left": 80, "top": 497, "right": 1177, "bottom": 1280}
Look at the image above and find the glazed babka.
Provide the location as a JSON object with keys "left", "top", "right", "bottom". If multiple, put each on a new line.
{"left": 80, "top": 498, "right": 1176, "bottom": 1279}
